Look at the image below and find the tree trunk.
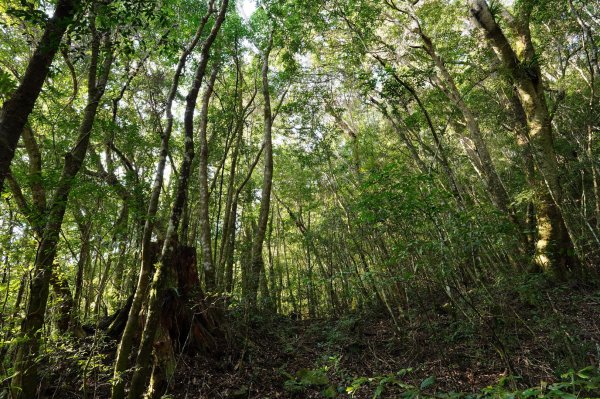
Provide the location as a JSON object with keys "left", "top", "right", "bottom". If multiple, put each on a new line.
{"left": 74, "top": 217, "right": 92, "bottom": 312}
{"left": 111, "top": 7, "right": 216, "bottom": 398}
{"left": 11, "top": 33, "right": 113, "bottom": 398}
{"left": 145, "top": 246, "right": 222, "bottom": 398}
{"left": 224, "top": 199, "right": 238, "bottom": 294}
{"left": 223, "top": 141, "right": 264, "bottom": 294}
{"left": 125, "top": 3, "right": 228, "bottom": 397}
{"left": 468, "top": 0, "right": 584, "bottom": 273}
{"left": 50, "top": 272, "right": 83, "bottom": 336}
{"left": 95, "top": 203, "right": 129, "bottom": 315}
{"left": 506, "top": 89, "right": 573, "bottom": 273}
{"left": 217, "top": 55, "right": 250, "bottom": 290}
{"left": 198, "top": 67, "right": 220, "bottom": 292}
{"left": 0, "top": 0, "right": 77, "bottom": 191}
{"left": 418, "top": 28, "right": 530, "bottom": 256}
{"left": 247, "top": 35, "right": 274, "bottom": 309}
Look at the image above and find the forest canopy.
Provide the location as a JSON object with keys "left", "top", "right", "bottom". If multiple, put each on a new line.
{"left": 0, "top": 0, "right": 599, "bottom": 398}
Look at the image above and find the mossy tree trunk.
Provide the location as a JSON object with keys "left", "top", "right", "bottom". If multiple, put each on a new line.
{"left": 123, "top": 3, "right": 228, "bottom": 397}
{"left": 0, "top": 0, "right": 78, "bottom": 191}
{"left": 247, "top": 34, "right": 274, "bottom": 310}
{"left": 468, "top": 0, "right": 584, "bottom": 274}
{"left": 11, "top": 27, "right": 114, "bottom": 398}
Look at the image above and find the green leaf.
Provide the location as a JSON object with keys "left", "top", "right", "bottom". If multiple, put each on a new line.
{"left": 420, "top": 375, "right": 435, "bottom": 390}
{"left": 322, "top": 385, "right": 337, "bottom": 398}
{"left": 284, "top": 380, "right": 304, "bottom": 393}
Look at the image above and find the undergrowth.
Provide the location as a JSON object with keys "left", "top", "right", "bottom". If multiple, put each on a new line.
{"left": 281, "top": 365, "right": 600, "bottom": 398}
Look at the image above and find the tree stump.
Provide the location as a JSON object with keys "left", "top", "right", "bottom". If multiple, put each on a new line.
{"left": 148, "top": 244, "right": 223, "bottom": 398}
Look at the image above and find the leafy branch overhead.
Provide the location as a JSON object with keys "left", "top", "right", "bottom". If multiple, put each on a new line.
{"left": 0, "top": 0, "right": 599, "bottom": 398}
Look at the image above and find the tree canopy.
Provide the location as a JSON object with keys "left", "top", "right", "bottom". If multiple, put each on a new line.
{"left": 0, "top": 0, "right": 599, "bottom": 398}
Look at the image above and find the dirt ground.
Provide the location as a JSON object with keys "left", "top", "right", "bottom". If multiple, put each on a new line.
{"left": 41, "top": 282, "right": 600, "bottom": 398}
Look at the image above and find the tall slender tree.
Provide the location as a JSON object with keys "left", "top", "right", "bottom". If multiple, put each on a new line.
{"left": 11, "top": 12, "right": 115, "bottom": 396}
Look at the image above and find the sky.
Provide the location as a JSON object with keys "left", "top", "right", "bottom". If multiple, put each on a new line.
{"left": 238, "top": 0, "right": 257, "bottom": 21}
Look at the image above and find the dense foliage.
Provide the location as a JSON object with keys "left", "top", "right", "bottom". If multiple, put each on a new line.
{"left": 0, "top": 0, "right": 598, "bottom": 397}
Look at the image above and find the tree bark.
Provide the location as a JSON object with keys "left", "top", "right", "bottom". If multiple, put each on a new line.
{"left": 0, "top": 0, "right": 78, "bottom": 191}
{"left": 125, "top": 3, "right": 228, "bottom": 397}
{"left": 468, "top": 0, "right": 584, "bottom": 272}
{"left": 111, "top": 6, "right": 216, "bottom": 398}
{"left": 198, "top": 66, "right": 220, "bottom": 292}
{"left": 506, "top": 89, "right": 573, "bottom": 273}
{"left": 94, "top": 203, "right": 129, "bottom": 316}
{"left": 74, "top": 213, "right": 92, "bottom": 312}
{"left": 217, "top": 63, "right": 258, "bottom": 292}
{"left": 417, "top": 27, "right": 530, "bottom": 256}
{"left": 145, "top": 246, "right": 221, "bottom": 399}
{"left": 6, "top": 130, "right": 83, "bottom": 335}
{"left": 11, "top": 31, "right": 113, "bottom": 398}
{"left": 246, "top": 34, "right": 274, "bottom": 309}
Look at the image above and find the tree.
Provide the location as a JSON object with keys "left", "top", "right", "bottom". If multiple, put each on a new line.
{"left": 467, "top": 0, "right": 585, "bottom": 273}
{"left": 11, "top": 4, "right": 115, "bottom": 395}
{"left": 116, "top": 1, "right": 229, "bottom": 398}
{"left": 0, "top": 1, "right": 598, "bottom": 397}
{"left": 0, "top": 0, "right": 78, "bottom": 192}
{"left": 245, "top": 30, "right": 274, "bottom": 309}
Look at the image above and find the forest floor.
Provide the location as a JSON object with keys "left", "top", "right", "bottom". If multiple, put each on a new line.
{"left": 44, "top": 277, "right": 600, "bottom": 398}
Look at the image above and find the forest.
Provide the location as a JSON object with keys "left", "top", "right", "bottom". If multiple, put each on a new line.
{"left": 0, "top": 0, "right": 599, "bottom": 397}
